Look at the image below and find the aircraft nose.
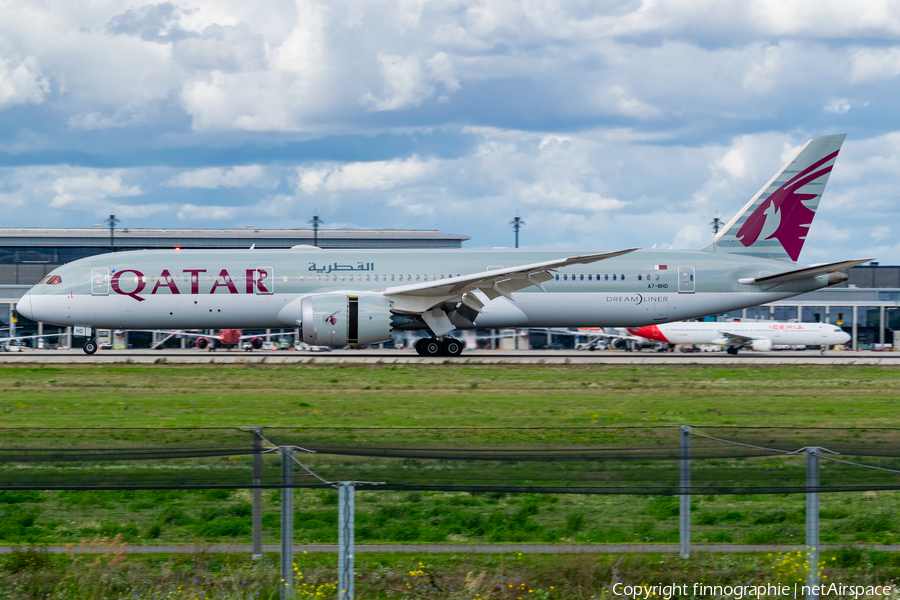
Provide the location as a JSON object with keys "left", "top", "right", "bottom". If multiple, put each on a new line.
{"left": 840, "top": 331, "right": 851, "bottom": 344}
{"left": 15, "top": 295, "right": 33, "bottom": 320}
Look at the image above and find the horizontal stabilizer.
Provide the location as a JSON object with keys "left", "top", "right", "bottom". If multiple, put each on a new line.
{"left": 738, "top": 258, "right": 874, "bottom": 286}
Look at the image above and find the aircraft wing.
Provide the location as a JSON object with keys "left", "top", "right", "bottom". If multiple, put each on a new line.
{"left": 135, "top": 330, "right": 287, "bottom": 340}
{"left": 382, "top": 248, "right": 639, "bottom": 336}
{"left": 1, "top": 334, "right": 63, "bottom": 343}
{"left": 712, "top": 332, "right": 757, "bottom": 347}
{"left": 737, "top": 258, "right": 874, "bottom": 286}
{"left": 532, "top": 327, "right": 636, "bottom": 340}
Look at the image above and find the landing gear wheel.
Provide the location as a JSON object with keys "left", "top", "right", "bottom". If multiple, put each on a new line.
{"left": 414, "top": 338, "right": 428, "bottom": 356}
{"left": 420, "top": 339, "right": 442, "bottom": 357}
{"left": 83, "top": 340, "right": 98, "bottom": 355}
{"left": 441, "top": 338, "right": 463, "bottom": 356}
{"left": 726, "top": 347, "right": 739, "bottom": 355}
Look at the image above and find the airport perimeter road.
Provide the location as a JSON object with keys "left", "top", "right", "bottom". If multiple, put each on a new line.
{"left": 0, "top": 349, "right": 899, "bottom": 365}
{"left": 3, "top": 544, "right": 900, "bottom": 554}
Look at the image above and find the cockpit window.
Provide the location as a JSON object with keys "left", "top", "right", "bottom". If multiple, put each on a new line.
{"left": 37, "top": 275, "right": 50, "bottom": 284}
{"left": 46, "top": 275, "right": 62, "bottom": 285}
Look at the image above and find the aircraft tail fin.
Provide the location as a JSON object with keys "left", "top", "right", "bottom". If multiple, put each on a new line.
{"left": 702, "top": 134, "right": 846, "bottom": 262}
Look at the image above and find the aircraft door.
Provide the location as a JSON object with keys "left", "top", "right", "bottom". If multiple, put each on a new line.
{"left": 678, "top": 266, "right": 695, "bottom": 293}
{"left": 653, "top": 302, "right": 668, "bottom": 320}
{"left": 91, "top": 267, "right": 109, "bottom": 296}
{"left": 253, "top": 267, "right": 274, "bottom": 295}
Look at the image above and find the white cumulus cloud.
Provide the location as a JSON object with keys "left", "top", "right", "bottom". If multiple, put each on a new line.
{"left": 0, "top": 55, "right": 49, "bottom": 109}
{"left": 297, "top": 156, "right": 439, "bottom": 194}
{"left": 50, "top": 173, "right": 143, "bottom": 208}
{"left": 177, "top": 204, "right": 239, "bottom": 220}
{"left": 166, "top": 165, "right": 275, "bottom": 188}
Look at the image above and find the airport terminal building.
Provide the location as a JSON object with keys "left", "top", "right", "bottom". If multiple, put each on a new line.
{"left": 0, "top": 226, "right": 896, "bottom": 350}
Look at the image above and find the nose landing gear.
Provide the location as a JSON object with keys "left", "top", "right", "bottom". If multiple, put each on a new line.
{"left": 414, "top": 337, "right": 464, "bottom": 357}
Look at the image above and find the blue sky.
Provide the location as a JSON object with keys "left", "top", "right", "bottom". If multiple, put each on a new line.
{"left": 1, "top": 0, "right": 899, "bottom": 262}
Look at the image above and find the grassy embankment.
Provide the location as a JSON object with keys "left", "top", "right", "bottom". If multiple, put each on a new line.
{"left": 3, "top": 542, "right": 900, "bottom": 600}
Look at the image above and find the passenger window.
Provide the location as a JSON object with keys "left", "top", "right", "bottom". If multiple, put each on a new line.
{"left": 374, "top": 275, "right": 379, "bottom": 281}
{"left": 563, "top": 274, "right": 568, "bottom": 281}
{"left": 391, "top": 275, "right": 395, "bottom": 281}
{"left": 555, "top": 274, "right": 559, "bottom": 280}
{"left": 612, "top": 274, "right": 616, "bottom": 281}
{"left": 655, "top": 274, "right": 660, "bottom": 281}
{"left": 579, "top": 274, "right": 584, "bottom": 281}
{"left": 646, "top": 274, "right": 650, "bottom": 280}
{"left": 317, "top": 275, "right": 321, "bottom": 281}
{"left": 349, "top": 275, "right": 354, "bottom": 281}
{"left": 324, "top": 274, "right": 329, "bottom": 281}
{"left": 341, "top": 275, "right": 346, "bottom": 281}
{"left": 416, "top": 275, "right": 420, "bottom": 281}
{"left": 432, "top": 275, "right": 436, "bottom": 281}
{"left": 408, "top": 274, "right": 411, "bottom": 281}
{"left": 621, "top": 274, "right": 625, "bottom": 280}
{"left": 638, "top": 275, "right": 642, "bottom": 281}
{"left": 604, "top": 274, "right": 608, "bottom": 281}
{"left": 299, "top": 275, "right": 304, "bottom": 281}
{"left": 588, "top": 274, "right": 592, "bottom": 280}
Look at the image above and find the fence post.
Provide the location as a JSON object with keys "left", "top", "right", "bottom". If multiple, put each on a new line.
{"left": 281, "top": 447, "right": 294, "bottom": 600}
{"left": 806, "top": 447, "right": 820, "bottom": 600}
{"left": 252, "top": 428, "right": 263, "bottom": 559}
{"left": 680, "top": 425, "right": 691, "bottom": 559}
{"left": 338, "top": 483, "right": 355, "bottom": 600}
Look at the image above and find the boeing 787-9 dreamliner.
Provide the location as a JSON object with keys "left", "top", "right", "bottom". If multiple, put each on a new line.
{"left": 17, "top": 134, "right": 871, "bottom": 355}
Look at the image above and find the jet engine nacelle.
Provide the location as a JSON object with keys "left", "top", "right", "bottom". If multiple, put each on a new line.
{"left": 751, "top": 339, "right": 772, "bottom": 352}
{"left": 196, "top": 337, "right": 209, "bottom": 350}
{"left": 251, "top": 337, "right": 263, "bottom": 350}
{"left": 278, "top": 294, "right": 393, "bottom": 346}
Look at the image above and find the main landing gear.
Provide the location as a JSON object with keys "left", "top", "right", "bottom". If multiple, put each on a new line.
{"left": 726, "top": 347, "right": 739, "bottom": 355}
{"left": 414, "top": 337, "right": 464, "bottom": 357}
{"left": 82, "top": 339, "right": 98, "bottom": 355}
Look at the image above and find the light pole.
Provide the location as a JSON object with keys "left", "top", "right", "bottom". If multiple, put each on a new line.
{"left": 309, "top": 213, "right": 323, "bottom": 247}
{"left": 510, "top": 214, "right": 525, "bottom": 248}
{"left": 104, "top": 214, "right": 120, "bottom": 252}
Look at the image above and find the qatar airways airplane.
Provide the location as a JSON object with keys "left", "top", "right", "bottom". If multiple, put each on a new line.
{"left": 17, "top": 134, "right": 871, "bottom": 356}
{"left": 627, "top": 321, "right": 851, "bottom": 354}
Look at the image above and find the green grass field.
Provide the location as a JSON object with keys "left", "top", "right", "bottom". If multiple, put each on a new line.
{"left": 1, "top": 363, "right": 899, "bottom": 597}
{"left": 0, "top": 363, "right": 897, "bottom": 428}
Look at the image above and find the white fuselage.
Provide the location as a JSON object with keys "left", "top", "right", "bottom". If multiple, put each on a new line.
{"left": 631, "top": 321, "right": 850, "bottom": 346}
{"left": 16, "top": 248, "right": 838, "bottom": 332}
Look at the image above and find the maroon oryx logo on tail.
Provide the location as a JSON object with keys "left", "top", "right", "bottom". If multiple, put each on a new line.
{"left": 736, "top": 150, "right": 838, "bottom": 262}
{"left": 324, "top": 311, "right": 340, "bottom": 326}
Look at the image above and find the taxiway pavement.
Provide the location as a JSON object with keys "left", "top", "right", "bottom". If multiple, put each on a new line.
{"left": 0, "top": 348, "right": 897, "bottom": 365}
